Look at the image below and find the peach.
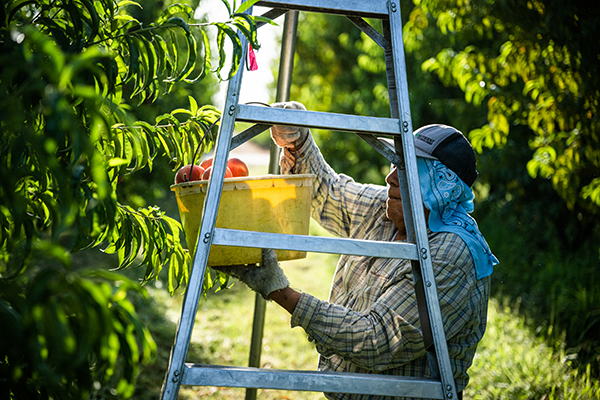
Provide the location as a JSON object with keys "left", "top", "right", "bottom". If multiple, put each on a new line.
{"left": 227, "top": 157, "right": 250, "bottom": 177}
{"left": 199, "top": 157, "right": 213, "bottom": 169}
{"left": 175, "top": 164, "right": 204, "bottom": 183}
{"left": 202, "top": 166, "right": 232, "bottom": 180}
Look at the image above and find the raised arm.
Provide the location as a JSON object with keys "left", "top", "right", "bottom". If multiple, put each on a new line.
{"left": 277, "top": 133, "right": 387, "bottom": 240}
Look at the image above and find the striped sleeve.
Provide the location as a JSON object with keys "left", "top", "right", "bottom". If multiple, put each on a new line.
{"left": 290, "top": 279, "right": 427, "bottom": 371}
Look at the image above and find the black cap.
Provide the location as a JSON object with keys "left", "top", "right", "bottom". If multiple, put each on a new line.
{"left": 379, "top": 124, "right": 478, "bottom": 187}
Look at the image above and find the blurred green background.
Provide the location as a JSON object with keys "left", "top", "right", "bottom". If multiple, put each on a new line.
{"left": 5, "top": 0, "right": 597, "bottom": 397}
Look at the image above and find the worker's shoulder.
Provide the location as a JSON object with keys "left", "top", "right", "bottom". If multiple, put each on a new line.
{"left": 428, "top": 231, "right": 473, "bottom": 263}
{"left": 428, "top": 230, "right": 467, "bottom": 245}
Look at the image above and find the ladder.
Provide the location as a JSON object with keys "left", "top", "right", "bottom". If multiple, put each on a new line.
{"left": 161, "top": 1, "right": 458, "bottom": 399}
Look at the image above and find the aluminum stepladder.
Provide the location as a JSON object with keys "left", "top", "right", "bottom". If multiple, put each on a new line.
{"left": 161, "top": 1, "right": 458, "bottom": 399}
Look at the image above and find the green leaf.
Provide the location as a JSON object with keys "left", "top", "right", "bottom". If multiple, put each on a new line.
{"left": 116, "top": 0, "right": 142, "bottom": 9}
{"left": 168, "top": 250, "right": 179, "bottom": 293}
{"left": 235, "top": 0, "right": 261, "bottom": 14}
{"left": 160, "top": 17, "right": 191, "bottom": 34}
{"left": 214, "top": 23, "right": 242, "bottom": 80}
{"left": 79, "top": 0, "right": 100, "bottom": 43}
{"left": 108, "top": 157, "right": 129, "bottom": 167}
{"left": 220, "top": 0, "right": 233, "bottom": 16}
{"left": 123, "top": 35, "right": 140, "bottom": 85}
{"left": 189, "top": 28, "right": 212, "bottom": 82}
{"left": 157, "top": 4, "right": 194, "bottom": 25}
{"left": 152, "top": 33, "right": 172, "bottom": 79}
{"left": 233, "top": 13, "right": 259, "bottom": 49}
{"left": 188, "top": 96, "right": 198, "bottom": 116}
{"left": 64, "top": 0, "right": 84, "bottom": 51}
{"left": 252, "top": 15, "right": 279, "bottom": 26}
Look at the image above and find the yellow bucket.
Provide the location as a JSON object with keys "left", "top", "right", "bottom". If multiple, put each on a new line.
{"left": 171, "top": 174, "right": 315, "bottom": 266}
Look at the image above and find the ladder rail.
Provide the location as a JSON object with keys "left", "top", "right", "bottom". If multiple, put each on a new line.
{"left": 159, "top": 7, "right": 252, "bottom": 399}
{"left": 256, "top": 0, "right": 388, "bottom": 18}
{"left": 387, "top": 4, "right": 459, "bottom": 399}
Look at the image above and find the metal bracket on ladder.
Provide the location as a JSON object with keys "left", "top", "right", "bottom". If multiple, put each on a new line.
{"left": 160, "top": 1, "right": 459, "bottom": 399}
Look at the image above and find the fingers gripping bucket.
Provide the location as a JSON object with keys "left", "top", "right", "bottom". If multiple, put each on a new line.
{"left": 171, "top": 174, "right": 315, "bottom": 266}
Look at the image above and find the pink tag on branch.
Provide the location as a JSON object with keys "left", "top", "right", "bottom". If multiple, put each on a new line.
{"left": 248, "top": 44, "right": 258, "bottom": 71}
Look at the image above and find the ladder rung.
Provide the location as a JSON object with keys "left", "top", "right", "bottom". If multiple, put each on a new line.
{"left": 235, "top": 104, "right": 402, "bottom": 135}
{"left": 212, "top": 228, "right": 420, "bottom": 260}
{"left": 181, "top": 364, "right": 445, "bottom": 398}
{"left": 255, "top": 0, "right": 388, "bottom": 19}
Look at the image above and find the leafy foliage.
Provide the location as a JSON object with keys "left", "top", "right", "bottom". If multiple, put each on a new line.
{"left": 0, "top": 267, "right": 155, "bottom": 399}
{"left": 404, "top": 0, "right": 600, "bottom": 372}
{"left": 1, "top": 0, "right": 266, "bottom": 397}
{"left": 407, "top": 0, "right": 600, "bottom": 214}
{"left": 474, "top": 129, "right": 600, "bottom": 372}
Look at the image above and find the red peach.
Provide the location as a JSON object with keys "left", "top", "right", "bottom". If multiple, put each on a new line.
{"left": 199, "top": 157, "right": 213, "bottom": 170}
{"left": 175, "top": 164, "right": 205, "bottom": 183}
{"left": 201, "top": 166, "right": 233, "bottom": 180}
{"left": 227, "top": 157, "right": 250, "bottom": 177}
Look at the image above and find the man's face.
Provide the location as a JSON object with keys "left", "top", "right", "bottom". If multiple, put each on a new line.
{"left": 385, "top": 166, "right": 405, "bottom": 231}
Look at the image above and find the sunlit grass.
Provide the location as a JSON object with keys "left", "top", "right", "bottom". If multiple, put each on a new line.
{"left": 467, "top": 299, "right": 600, "bottom": 400}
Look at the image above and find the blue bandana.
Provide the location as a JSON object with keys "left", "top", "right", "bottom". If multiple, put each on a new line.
{"left": 417, "top": 158, "right": 498, "bottom": 279}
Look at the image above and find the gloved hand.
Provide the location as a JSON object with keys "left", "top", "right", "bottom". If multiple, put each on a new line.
{"left": 270, "top": 101, "right": 310, "bottom": 150}
{"left": 212, "top": 249, "right": 289, "bottom": 300}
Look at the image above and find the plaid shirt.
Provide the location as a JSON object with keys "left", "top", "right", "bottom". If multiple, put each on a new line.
{"left": 281, "top": 136, "right": 490, "bottom": 399}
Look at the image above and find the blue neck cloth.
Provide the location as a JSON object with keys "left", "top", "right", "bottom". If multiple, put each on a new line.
{"left": 417, "top": 157, "right": 499, "bottom": 279}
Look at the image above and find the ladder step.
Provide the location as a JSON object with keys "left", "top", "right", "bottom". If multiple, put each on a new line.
{"left": 181, "top": 364, "right": 445, "bottom": 398}
{"left": 213, "top": 228, "right": 420, "bottom": 260}
{"left": 256, "top": 0, "right": 388, "bottom": 19}
{"left": 235, "top": 104, "right": 402, "bottom": 135}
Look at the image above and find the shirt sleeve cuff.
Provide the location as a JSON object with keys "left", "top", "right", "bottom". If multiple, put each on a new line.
{"left": 280, "top": 133, "right": 318, "bottom": 175}
{"left": 290, "top": 292, "right": 320, "bottom": 330}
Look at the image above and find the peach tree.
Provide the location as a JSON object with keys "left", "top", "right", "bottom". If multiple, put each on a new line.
{"left": 0, "top": 0, "right": 266, "bottom": 397}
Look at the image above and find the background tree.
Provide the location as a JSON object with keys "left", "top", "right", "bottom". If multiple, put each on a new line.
{"left": 288, "top": 0, "right": 599, "bottom": 374}
{"left": 413, "top": 0, "right": 600, "bottom": 214}
{"left": 407, "top": 0, "right": 600, "bottom": 372}
{"left": 0, "top": 0, "right": 268, "bottom": 397}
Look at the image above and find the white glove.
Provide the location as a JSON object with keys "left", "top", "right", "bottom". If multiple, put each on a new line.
{"left": 212, "top": 249, "right": 289, "bottom": 300}
{"left": 270, "top": 101, "right": 310, "bottom": 150}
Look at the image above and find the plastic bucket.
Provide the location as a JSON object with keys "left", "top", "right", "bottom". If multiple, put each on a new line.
{"left": 171, "top": 174, "right": 315, "bottom": 266}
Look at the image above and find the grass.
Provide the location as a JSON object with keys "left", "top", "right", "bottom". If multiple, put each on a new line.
{"left": 128, "top": 222, "right": 600, "bottom": 400}
{"left": 467, "top": 300, "right": 600, "bottom": 400}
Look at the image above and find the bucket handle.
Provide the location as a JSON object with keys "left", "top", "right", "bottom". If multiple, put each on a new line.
{"left": 183, "top": 117, "right": 221, "bottom": 183}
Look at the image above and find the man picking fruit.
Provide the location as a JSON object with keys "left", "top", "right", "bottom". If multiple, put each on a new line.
{"left": 215, "top": 101, "right": 498, "bottom": 400}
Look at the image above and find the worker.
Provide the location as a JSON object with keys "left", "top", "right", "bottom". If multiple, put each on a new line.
{"left": 215, "top": 101, "right": 499, "bottom": 399}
